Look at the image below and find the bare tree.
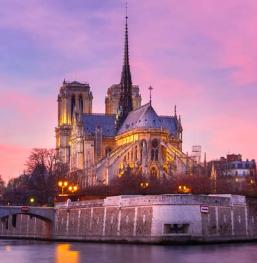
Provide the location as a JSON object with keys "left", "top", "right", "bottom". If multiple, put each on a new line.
{"left": 4, "top": 148, "right": 68, "bottom": 205}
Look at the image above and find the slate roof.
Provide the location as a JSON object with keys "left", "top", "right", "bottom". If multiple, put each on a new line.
{"left": 81, "top": 114, "right": 116, "bottom": 137}
{"left": 81, "top": 104, "right": 179, "bottom": 137}
{"left": 159, "top": 116, "right": 178, "bottom": 135}
{"left": 117, "top": 103, "right": 178, "bottom": 136}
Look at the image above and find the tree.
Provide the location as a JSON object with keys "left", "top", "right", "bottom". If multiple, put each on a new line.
{"left": 3, "top": 148, "right": 68, "bottom": 206}
{"left": 0, "top": 175, "right": 5, "bottom": 199}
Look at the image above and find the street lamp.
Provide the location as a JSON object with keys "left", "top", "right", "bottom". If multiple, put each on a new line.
{"left": 140, "top": 182, "right": 149, "bottom": 189}
{"left": 178, "top": 185, "right": 191, "bottom": 194}
{"left": 68, "top": 185, "right": 78, "bottom": 193}
{"left": 29, "top": 197, "right": 35, "bottom": 205}
{"left": 58, "top": 181, "right": 68, "bottom": 196}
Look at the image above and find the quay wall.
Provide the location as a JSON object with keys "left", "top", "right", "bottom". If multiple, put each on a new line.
{"left": 1, "top": 194, "right": 257, "bottom": 243}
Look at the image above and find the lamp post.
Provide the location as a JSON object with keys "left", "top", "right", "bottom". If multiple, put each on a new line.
{"left": 58, "top": 181, "right": 68, "bottom": 196}
{"left": 178, "top": 185, "right": 191, "bottom": 194}
{"left": 140, "top": 182, "right": 149, "bottom": 189}
{"left": 140, "top": 181, "right": 149, "bottom": 195}
{"left": 68, "top": 185, "right": 78, "bottom": 194}
{"left": 29, "top": 197, "right": 35, "bottom": 205}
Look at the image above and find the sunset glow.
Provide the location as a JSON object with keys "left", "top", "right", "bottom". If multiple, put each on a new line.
{"left": 0, "top": 0, "right": 256, "bottom": 180}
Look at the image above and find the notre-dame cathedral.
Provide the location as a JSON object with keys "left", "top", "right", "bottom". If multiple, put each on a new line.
{"left": 55, "top": 16, "right": 193, "bottom": 189}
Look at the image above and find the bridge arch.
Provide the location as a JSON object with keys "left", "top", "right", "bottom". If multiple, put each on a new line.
{"left": 0, "top": 206, "right": 55, "bottom": 239}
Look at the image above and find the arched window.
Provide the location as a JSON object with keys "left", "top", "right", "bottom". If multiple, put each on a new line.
{"left": 71, "top": 95, "right": 76, "bottom": 117}
{"left": 151, "top": 139, "right": 159, "bottom": 161}
{"left": 135, "top": 146, "right": 138, "bottom": 161}
{"left": 79, "top": 95, "right": 83, "bottom": 113}
{"left": 150, "top": 167, "right": 158, "bottom": 177}
{"left": 105, "top": 147, "right": 112, "bottom": 156}
{"left": 140, "top": 140, "right": 147, "bottom": 162}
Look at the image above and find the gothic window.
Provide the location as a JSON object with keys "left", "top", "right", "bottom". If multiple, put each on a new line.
{"left": 151, "top": 139, "right": 159, "bottom": 161}
{"left": 71, "top": 95, "right": 76, "bottom": 117}
{"left": 140, "top": 140, "right": 147, "bottom": 162}
{"left": 79, "top": 95, "right": 83, "bottom": 113}
{"left": 150, "top": 167, "right": 158, "bottom": 177}
{"left": 105, "top": 147, "right": 112, "bottom": 156}
{"left": 135, "top": 146, "right": 138, "bottom": 161}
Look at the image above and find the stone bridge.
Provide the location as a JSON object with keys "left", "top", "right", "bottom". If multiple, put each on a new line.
{"left": 0, "top": 206, "right": 55, "bottom": 222}
{"left": 0, "top": 206, "right": 55, "bottom": 239}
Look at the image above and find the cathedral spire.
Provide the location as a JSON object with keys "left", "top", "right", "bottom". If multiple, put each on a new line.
{"left": 116, "top": 4, "right": 133, "bottom": 129}
{"left": 120, "top": 11, "right": 132, "bottom": 87}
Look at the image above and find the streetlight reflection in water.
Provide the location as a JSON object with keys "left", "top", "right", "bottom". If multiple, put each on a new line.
{"left": 55, "top": 244, "right": 79, "bottom": 263}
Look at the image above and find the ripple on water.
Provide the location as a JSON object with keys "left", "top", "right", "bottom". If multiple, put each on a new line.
{"left": 1, "top": 240, "right": 257, "bottom": 263}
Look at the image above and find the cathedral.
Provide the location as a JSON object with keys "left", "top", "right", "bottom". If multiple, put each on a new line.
{"left": 55, "top": 16, "right": 194, "bottom": 189}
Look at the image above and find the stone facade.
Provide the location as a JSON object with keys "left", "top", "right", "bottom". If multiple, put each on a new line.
{"left": 105, "top": 84, "right": 141, "bottom": 115}
{"left": 55, "top": 16, "right": 191, "bottom": 190}
{"left": 2, "top": 194, "right": 257, "bottom": 243}
{"left": 50, "top": 194, "right": 257, "bottom": 242}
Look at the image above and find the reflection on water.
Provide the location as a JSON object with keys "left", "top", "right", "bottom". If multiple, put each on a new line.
{"left": 56, "top": 244, "right": 79, "bottom": 263}
{"left": 1, "top": 240, "right": 257, "bottom": 263}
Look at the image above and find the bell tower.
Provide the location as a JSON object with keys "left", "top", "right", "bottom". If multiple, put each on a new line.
{"left": 56, "top": 80, "right": 93, "bottom": 163}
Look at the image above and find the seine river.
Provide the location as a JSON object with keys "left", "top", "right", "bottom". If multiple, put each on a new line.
{"left": 1, "top": 240, "right": 257, "bottom": 263}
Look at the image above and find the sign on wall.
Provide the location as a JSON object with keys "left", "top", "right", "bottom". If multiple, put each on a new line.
{"left": 200, "top": 205, "right": 209, "bottom": 214}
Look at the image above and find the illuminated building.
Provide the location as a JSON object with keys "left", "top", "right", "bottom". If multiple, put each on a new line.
{"left": 55, "top": 15, "right": 194, "bottom": 188}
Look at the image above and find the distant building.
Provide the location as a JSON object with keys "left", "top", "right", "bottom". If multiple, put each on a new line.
{"left": 208, "top": 154, "right": 256, "bottom": 178}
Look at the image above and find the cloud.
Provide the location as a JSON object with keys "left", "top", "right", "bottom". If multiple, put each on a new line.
{"left": 0, "top": 0, "right": 257, "bottom": 179}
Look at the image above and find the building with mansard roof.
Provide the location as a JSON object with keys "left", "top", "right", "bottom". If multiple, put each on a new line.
{"left": 55, "top": 16, "right": 194, "bottom": 189}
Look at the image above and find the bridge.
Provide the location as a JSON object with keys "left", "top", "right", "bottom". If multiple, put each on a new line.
{"left": 0, "top": 206, "right": 56, "bottom": 239}
{"left": 0, "top": 206, "right": 55, "bottom": 223}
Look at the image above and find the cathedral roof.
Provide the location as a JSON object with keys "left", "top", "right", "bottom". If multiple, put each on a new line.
{"left": 159, "top": 116, "right": 179, "bottom": 135}
{"left": 80, "top": 105, "right": 179, "bottom": 138}
{"left": 117, "top": 103, "right": 178, "bottom": 136}
{"left": 82, "top": 114, "right": 116, "bottom": 137}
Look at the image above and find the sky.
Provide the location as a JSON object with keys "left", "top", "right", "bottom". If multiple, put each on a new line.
{"left": 0, "top": 0, "right": 257, "bottom": 181}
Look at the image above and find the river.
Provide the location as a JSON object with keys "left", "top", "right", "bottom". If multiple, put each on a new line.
{"left": 0, "top": 240, "right": 257, "bottom": 263}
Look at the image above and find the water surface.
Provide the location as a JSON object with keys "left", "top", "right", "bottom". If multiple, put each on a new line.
{"left": 0, "top": 240, "right": 257, "bottom": 263}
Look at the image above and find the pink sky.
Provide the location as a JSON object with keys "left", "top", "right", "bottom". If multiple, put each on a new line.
{"left": 0, "top": 0, "right": 257, "bottom": 181}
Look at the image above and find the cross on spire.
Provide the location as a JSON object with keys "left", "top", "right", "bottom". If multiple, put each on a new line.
{"left": 125, "top": 1, "right": 128, "bottom": 18}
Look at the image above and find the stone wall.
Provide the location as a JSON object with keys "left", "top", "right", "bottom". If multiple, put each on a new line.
{"left": 1, "top": 195, "right": 257, "bottom": 243}
{"left": 54, "top": 205, "right": 153, "bottom": 241}
{"left": 0, "top": 214, "right": 51, "bottom": 239}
